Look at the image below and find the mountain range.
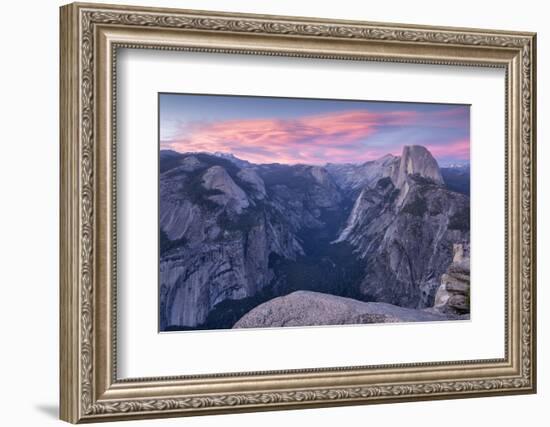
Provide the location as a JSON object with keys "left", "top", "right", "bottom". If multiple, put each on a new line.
{"left": 159, "top": 145, "right": 470, "bottom": 331}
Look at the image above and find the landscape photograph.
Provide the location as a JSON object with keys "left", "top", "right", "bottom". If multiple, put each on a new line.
{"left": 158, "top": 93, "right": 471, "bottom": 332}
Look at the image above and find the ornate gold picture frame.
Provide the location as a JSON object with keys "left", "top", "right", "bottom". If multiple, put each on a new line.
{"left": 60, "top": 2, "right": 536, "bottom": 423}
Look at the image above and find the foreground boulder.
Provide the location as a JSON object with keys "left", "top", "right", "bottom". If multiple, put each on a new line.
{"left": 233, "top": 291, "right": 451, "bottom": 328}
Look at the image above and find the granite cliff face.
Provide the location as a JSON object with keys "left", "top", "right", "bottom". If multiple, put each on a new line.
{"left": 159, "top": 145, "right": 470, "bottom": 330}
{"left": 396, "top": 145, "right": 444, "bottom": 188}
{"left": 159, "top": 152, "right": 345, "bottom": 329}
{"left": 333, "top": 146, "right": 469, "bottom": 309}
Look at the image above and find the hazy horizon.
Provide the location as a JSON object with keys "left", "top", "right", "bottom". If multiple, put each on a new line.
{"left": 160, "top": 93, "right": 470, "bottom": 166}
{"left": 160, "top": 146, "right": 470, "bottom": 168}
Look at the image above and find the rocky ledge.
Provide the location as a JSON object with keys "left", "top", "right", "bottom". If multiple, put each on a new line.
{"left": 432, "top": 243, "right": 470, "bottom": 315}
{"left": 233, "top": 291, "right": 455, "bottom": 329}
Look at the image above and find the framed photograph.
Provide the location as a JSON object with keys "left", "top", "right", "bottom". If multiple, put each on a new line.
{"left": 60, "top": 2, "right": 537, "bottom": 423}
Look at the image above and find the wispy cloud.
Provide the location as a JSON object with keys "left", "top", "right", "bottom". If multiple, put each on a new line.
{"left": 161, "top": 106, "right": 469, "bottom": 165}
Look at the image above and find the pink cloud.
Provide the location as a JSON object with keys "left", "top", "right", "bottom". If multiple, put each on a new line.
{"left": 162, "top": 107, "right": 469, "bottom": 164}
{"left": 425, "top": 139, "right": 470, "bottom": 161}
{"left": 162, "top": 110, "right": 420, "bottom": 164}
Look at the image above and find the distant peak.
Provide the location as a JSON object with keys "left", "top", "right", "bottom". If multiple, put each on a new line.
{"left": 441, "top": 162, "right": 470, "bottom": 169}
{"left": 214, "top": 151, "right": 236, "bottom": 158}
{"left": 211, "top": 152, "right": 251, "bottom": 168}
{"left": 160, "top": 149, "right": 182, "bottom": 157}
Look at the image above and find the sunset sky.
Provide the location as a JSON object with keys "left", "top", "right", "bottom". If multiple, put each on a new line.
{"left": 159, "top": 93, "right": 470, "bottom": 166}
